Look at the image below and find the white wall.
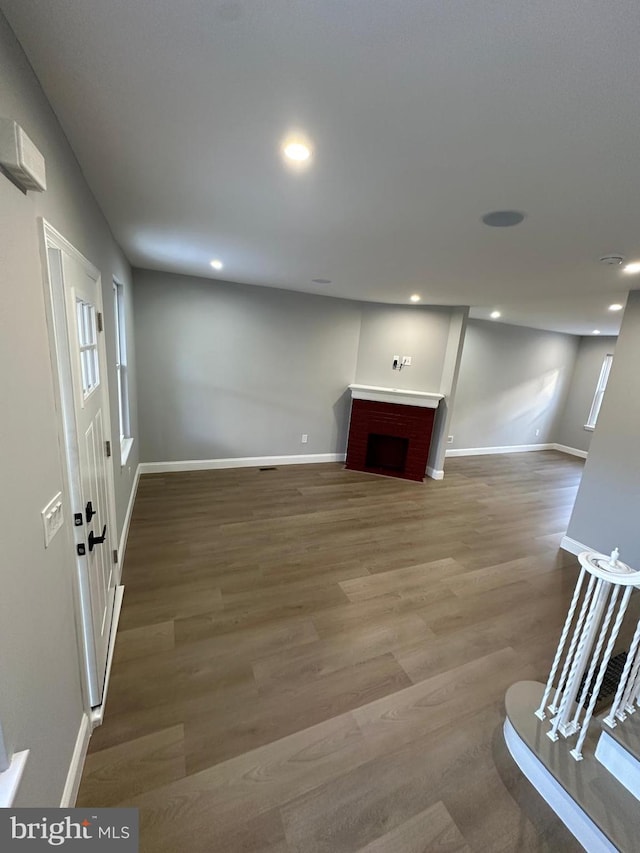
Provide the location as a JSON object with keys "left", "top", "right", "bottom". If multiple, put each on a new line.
{"left": 0, "top": 12, "right": 138, "bottom": 805}
{"left": 448, "top": 320, "right": 579, "bottom": 452}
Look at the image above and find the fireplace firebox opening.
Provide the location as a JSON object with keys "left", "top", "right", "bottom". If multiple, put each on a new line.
{"left": 365, "top": 433, "right": 409, "bottom": 473}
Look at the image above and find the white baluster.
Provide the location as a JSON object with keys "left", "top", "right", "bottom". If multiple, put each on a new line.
{"left": 569, "top": 584, "right": 618, "bottom": 735}
{"left": 622, "top": 655, "right": 640, "bottom": 716}
{"left": 603, "top": 617, "right": 640, "bottom": 727}
{"left": 617, "top": 639, "right": 640, "bottom": 720}
{"left": 549, "top": 573, "right": 597, "bottom": 715}
{"left": 628, "top": 671, "right": 640, "bottom": 712}
{"left": 549, "top": 578, "right": 608, "bottom": 740}
{"left": 535, "top": 567, "right": 587, "bottom": 721}
{"left": 570, "top": 586, "right": 632, "bottom": 760}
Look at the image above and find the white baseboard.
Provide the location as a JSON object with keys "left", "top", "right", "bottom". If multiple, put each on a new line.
{"left": 90, "top": 585, "right": 125, "bottom": 730}
{"left": 446, "top": 443, "right": 554, "bottom": 457}
{"left": 60, "top": 714, "right": 91, "bottom": 807}
{"left": 117, "top": 464, "right": 140, "bottom": 573}
{"left": 503, "top": 718, "right": 617, "bottom": 852}
{"left": 445, "top": 442, "right": 588, "bottom": 459}
{"left": 426, "top": 467, "right": 444, "bottom": 480}
{"left": 560, "top": 535, "right": 591, "bottom": 557}
{"left": 139, "top": 453, "right": 347, "bottom": 475}
{"left": 553, "top": 443, "right": 588, "bottom": 459}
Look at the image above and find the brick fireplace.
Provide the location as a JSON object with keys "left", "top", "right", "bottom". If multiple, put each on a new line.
{"left": 345, "top": 385, "right": 442, "bottom": 482}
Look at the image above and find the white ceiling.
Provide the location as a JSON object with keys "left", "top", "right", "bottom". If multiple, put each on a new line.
{"left": 2, "top": 0, "right": 639, "bottom": 335}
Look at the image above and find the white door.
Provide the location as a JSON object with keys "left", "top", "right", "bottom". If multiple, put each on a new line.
{"left": 44, "top": 227, "right": 118, "bottom": 708}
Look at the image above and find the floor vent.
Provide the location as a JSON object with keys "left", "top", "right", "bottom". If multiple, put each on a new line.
{"left": 259, "top": 466, "right": 277, "bottom": 471}
{"left": 578, "top": 651, "right": 628, "bottom": 710}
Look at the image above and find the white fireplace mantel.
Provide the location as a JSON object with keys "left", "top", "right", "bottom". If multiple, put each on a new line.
{"left": 348, "top": 384, "right": 444, "bottom": 409}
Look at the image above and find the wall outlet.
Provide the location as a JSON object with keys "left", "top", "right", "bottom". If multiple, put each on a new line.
{"left": 392, "top": 355, "right": 400, "bottom": 370}
{"left": 301, "top": 434, "right": 308, "bottom": 444}
{"left": 447, "top": 435, "right": 454, "bottom": 443}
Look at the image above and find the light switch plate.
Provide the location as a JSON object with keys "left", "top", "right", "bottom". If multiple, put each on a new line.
{"left": 402, "top": 356, "right": 412, "bottom": 366}
{"left": 41, "top": 492, "right": 64, "bottom": 547}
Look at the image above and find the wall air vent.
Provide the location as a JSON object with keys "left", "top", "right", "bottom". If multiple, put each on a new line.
{"left": 0, "top": 118, "right": 47, "bottom": 191}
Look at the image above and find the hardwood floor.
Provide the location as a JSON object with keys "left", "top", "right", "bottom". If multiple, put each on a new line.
{"left": 78, "top": 451, "right": 588, "bottom": 851}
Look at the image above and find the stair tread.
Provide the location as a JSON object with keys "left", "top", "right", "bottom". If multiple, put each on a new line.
{"left": 506, "top": 680, "right": 640, "bottom": 853}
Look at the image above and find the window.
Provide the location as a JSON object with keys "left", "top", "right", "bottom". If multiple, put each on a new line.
{"left": 76, "top": 298, "right": 100, "bottom": 398}
{"left": 114, "top": 281, "right": 133, "bottom": 463}
{"left": 585, "top": 354, "right": 613, "bottom": 430}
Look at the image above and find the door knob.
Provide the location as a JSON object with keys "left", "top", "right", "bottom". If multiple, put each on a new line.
{"left": 88, "top": 524, "right": 107, "bottom": 552}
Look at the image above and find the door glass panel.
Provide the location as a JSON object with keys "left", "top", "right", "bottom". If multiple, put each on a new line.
{"left": 76, "top": 297, "right": 100, "bottom": 398}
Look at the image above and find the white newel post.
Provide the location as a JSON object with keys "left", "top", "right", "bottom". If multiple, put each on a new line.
{"left": 538, "top": 549, "right": 640, "bottom": 760}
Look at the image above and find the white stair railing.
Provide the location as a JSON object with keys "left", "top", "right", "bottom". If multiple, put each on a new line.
{"left": 537, "top": 548, "right": 640, "bottom": 760}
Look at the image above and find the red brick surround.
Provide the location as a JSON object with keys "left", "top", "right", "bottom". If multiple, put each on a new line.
{"left": 345, "top": 399, "right": 436, "bottom": 482}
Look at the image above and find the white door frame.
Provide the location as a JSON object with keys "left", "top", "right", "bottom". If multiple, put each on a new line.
{"left": 39, "top": 219, "right": 121, "bottom": 716}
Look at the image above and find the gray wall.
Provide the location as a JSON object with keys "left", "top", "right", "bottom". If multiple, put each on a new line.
{"left": 566, "top": 290, "right": 640, "bottom": 564}
{"left": 448, "top": 320, "right": 579, "bottom": 451}
{"left": 555, "top": 336, "right": 617, "bottom": 453}
{"left": 428, "top": 308, "right": 469, "bottom": 472}
{"left": 0, "top": 12, "right": 138, "bottom": 805}
{"left": 134, "top": 271, "right": 465, "bottom": 467}
{"left": 354, "top": 304, "right": 451, "bottom": 391}
{"left": 134, "top": 271, "right": 362, "bottom": 461}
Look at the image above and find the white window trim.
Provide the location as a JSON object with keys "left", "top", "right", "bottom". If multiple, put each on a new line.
{"left": 113, "top": 280, "right": 133, "bottom": 465}
{"left": 584, "top": 353, "right": 613, "bottom": 431}
{"left": 120, "top": 435, "right": 134, "bottom": 466}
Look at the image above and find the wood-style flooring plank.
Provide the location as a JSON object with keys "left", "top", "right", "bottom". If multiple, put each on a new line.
{"left": 77, "top": 725, "right": 185, "bottom": 808}
{"left": 185, "top": 652, "right": 411, "bottom": 774}
{"left": 77, "top": 452, "right": 587, "bottom": 852}
{"left": 354, "top": 801, "right": 471, "bottom": 853}
{"left": 279, "top": 702, "right": 505, "bottom": 853}
{"left": 131, "top": 712, "right": 372, "bottom": 853}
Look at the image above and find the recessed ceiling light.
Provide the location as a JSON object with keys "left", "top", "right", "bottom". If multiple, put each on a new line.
{"left": 481, "top": 210, "right": 526, "bottom": 228}
{"left": 410, "top": 294, "right": 421, "bottom": 303}
{"left": 623, "top": 262, "right": 640, "bottom": 274}
{"left": 490, "top": 310, "right": 501, "bottom": 319}
{"left": 282, "top": 138, "right": 312, "bottom": 163}
{"left": 312, "top": 278, "right": 331, "bottom": 284}
{"left": 608, "top": 303, "right": 623, "bottom": 312}
{"left": 592, "top": 329, "right": 601, "bottom": 335}
{"left": 210, "top": 259, "right": 223, "bottom": 270}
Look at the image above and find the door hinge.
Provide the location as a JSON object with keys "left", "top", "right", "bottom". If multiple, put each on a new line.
{"left": 113, "top": 549, "right": 118, "bottom": 564}
{"left": 97, "top": 311, "right": 103, "bottom": 332}
{"left": 105, "top": 440, "right": 111, "bottom": 457}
